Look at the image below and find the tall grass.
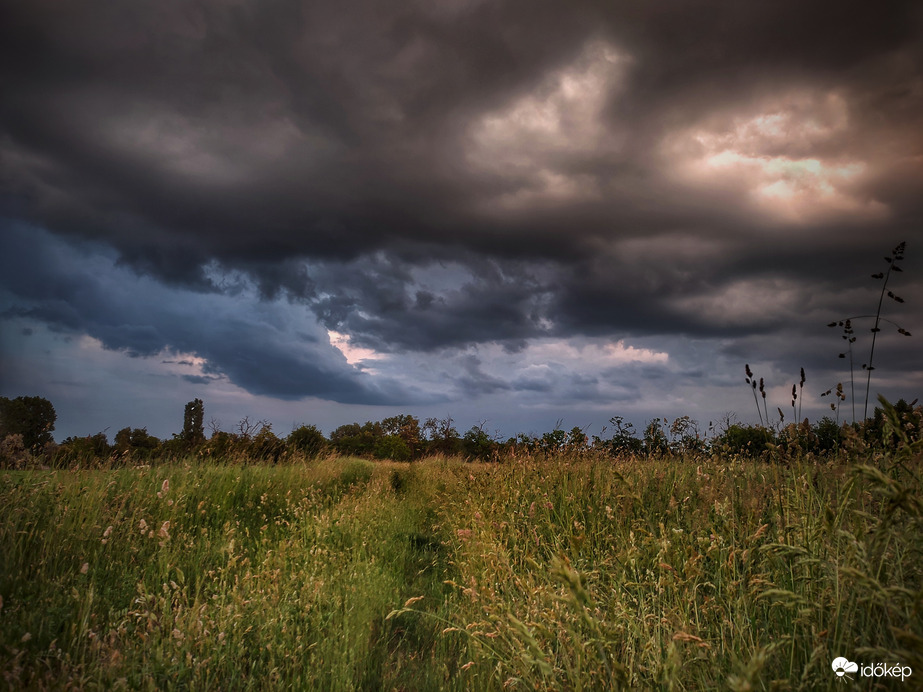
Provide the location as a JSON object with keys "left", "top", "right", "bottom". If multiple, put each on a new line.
{"left": 411, "top": 446, "right": 921, "bottom": 690}
{"left": 0, "top": 458, "right": 460, "bottom": 690}
{"left": 829, "top": 240, "right": 912, "bottom": 423}
{"left": 2, "top": 441, "right": 921, "bottom": 690}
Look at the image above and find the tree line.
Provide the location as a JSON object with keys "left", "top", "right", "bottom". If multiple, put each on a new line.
{"left": 1, "top": 394, "right": 921, "bottom": 469}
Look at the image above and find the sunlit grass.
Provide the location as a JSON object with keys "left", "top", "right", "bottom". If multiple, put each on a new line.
{"left": 2, "top": 452, "right": 920, "bottom": 690}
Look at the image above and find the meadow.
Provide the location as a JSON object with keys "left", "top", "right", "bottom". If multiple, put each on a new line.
{"left": 1, "top": 416, "right": 921, "bottom": 690}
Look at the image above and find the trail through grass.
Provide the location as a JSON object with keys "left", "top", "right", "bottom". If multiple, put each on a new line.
{"left": 1, "top": 453, "right": 920, "bottom": 690}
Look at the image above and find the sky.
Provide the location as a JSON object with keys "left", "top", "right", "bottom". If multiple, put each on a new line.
{"left": 1, "top": 0, "right": 922, "bottom": 442}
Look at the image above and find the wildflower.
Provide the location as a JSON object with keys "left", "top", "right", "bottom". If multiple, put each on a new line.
{"left": 101, "top": 525, "right": 113, "bottom": 544}
{"left": 80, "top": 562, "right": 89, "bottom": 574}
{"left": 157, "top": 479, "right": 169, "bottom": 498}
{"left": 139, "top": 518, "right": 148, "bottom": 533}
{"left": 159, "top": 521, "right": 170, "bottom": 540}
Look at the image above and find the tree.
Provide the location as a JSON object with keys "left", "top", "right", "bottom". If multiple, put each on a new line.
{"left": 811, "top": 417, "right": 842, "bottom": 454}
{"left": 463, "top": 424, "right": 496, "bottom": 461}
{"left": 567, "top": 426, "right": 589, "bottom": 455}
{"left": 0, "top": 396, "right": 56, "bottom": 450}
{"left": 114, "top": 427, "right": 160, "bottom": 459}
{"left": 58, "top": 432, "right": 110, "bottom": 465}
{"left": 868, "top": 398, "right": 921, "bottom": 449}
{"left": 374, "top": 435, "right": 411, "bottom": 461}
{"left": 251, "top": 425, "right": 285, "bottom": 462}
{"left": 181, "top": 398, "right": 205, "bottom": 446}
{"left": 715, "top": 424, "right": 774, "bottom": 457}
{"left": 668, "top": 416, "right": 704, "bottom": 454}
{"left": 422, "top": 416, "right": 460, "bottom": 456}
{"left": 601, "top": 416, "right": 643, "bottom": 456}
{"left": 288, "top": 425, "right": 327, "bottom": 458}
{"left": 330, "top": 421, "right": 381, "bottom": 456}
{"left": 540, "top": 426, "right": 568, "bottom": 455}
{"left": 381, "top": 415, "right": 422, "bottom": 458}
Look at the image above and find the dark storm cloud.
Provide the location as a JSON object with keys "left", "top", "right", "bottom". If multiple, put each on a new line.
{"left": 181, "top": 374, "right": 218, "bottom": 385}
{"left": 0, "top": 225, "right": 429, "bottom": 404}
{"left": 1, "top": 0, "right": 922, "bottom": 383}
{"left": 308, "top": 253, "right": 553, "bottom": 352}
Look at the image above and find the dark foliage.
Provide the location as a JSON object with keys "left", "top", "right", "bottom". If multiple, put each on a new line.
{"left": 181, "top": 398, "right": 206, "bottom": 446}
{"left": 0, "top": 396, "right": 56, "bottom": 451}
{"left": 288, "top": 425, "right": 327, "bottom": 458}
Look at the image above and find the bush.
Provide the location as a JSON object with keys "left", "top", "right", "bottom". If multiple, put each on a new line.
{"left": 330, "top": 422, "right": 379, "bottom": 457}
{"left": 57, "top": 432, "right": 111, "bottom": 466}
{"left": 716, "top": 424, "right": 774, "bottom": 457}
{"left": 463, "top": 427, "right": 496, "bottom": 461}
{"left": 0, "top": 396, "right": 56, "bottom": 451}
{"left": 600, "top": 416, "right": 643, "bottom": 457}
{"left": 374, "top": 435, "right": 411, "bottom": 462}
{"left": 251, "top": 427, "right": 285, "bottom": 462}
{"left": 288, "top": 425, "right": 327, "bottom": 458}
{"left": 200, "top": 431, "right": 239, "bottom": 460}
{"left": 812, "top": 417, "right": 843, "bottom": 454}
{"left": 114, "top": 427, "right": 161, "bottom": 461}
{"left": 0, "top": 434, "right": 29, "bottom": 469}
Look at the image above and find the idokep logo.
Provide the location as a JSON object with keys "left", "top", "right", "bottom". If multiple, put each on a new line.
{"left": 832, "top": 656, "right": 913, "bottom": 683}
{"left": 831, "top": 658, "right": 858, "bottom": 681}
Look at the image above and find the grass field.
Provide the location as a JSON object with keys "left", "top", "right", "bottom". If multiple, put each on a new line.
{"left": 1, "top": 449, "right": 921, "bottom": 690}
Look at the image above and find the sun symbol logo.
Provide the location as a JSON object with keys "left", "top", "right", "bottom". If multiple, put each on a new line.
{"left": 831, "top": 657, "right": 858, "bottom": 682}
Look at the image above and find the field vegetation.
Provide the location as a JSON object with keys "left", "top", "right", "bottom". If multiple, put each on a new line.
{"left": 1, "top": 398, "right": 921, "bottom": 690}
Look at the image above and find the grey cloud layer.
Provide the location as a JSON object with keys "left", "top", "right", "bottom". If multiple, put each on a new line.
{"left": 2, "top": 0, "right": 922, "bottom": 406}
{"left": 0, "top": 225, "right": 429, "bottom": 404}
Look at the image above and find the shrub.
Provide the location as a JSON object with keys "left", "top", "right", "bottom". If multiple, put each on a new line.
{"left": 600, "top": 416, "right": 643, "bottom": 456}
{"left": 200, "top": 430, "right": 239, "bottom": 460}
{"left": 0, "top": 396, "right": 56, "bottom": 451}
{"left": 251, "top": 426, "right": 285, "bottom": 462}
{"left": 0, "top": 434, "right": 29, "bottom": 469}
{"left": 57, "top": 432, "right": 111, "bottom": 466}
{"left": 462, "top": 426, "right": 496, "bottom": 461}
{"left": 114, "top": 427, "right": 161, "bottom": 461}
{"left": 331, "top": 422, "right": 379, "bottom": 457}
{"left": 288, "top": 424, "right": 327, "bottom": 458}
{"left": 375, "top": 435, "right": 411, "bottom": 462}
{"left": 812, "top": 417, "right": 842, "bottom": 454}
{"left": 716, "top": 424, "right": 774, "bottom": 457}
